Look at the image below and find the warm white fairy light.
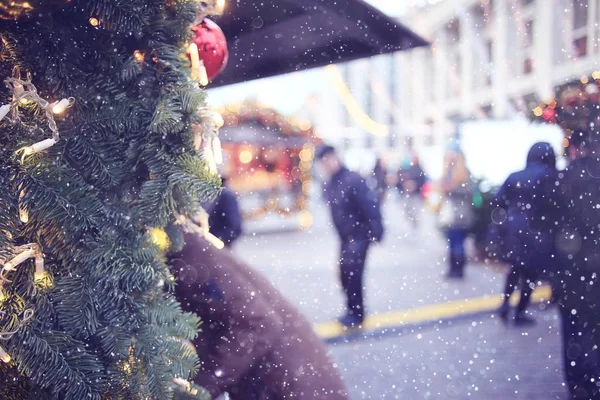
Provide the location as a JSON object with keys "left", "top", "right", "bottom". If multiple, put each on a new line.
{"left": 189, "top": 43, "right": 203, "bottom": 83}
{"left": 2, "top": 68, "right": 75, "bottom": 161}
{"left": 175, "top": 211, "right": 225, "bottom": 250}
{"left": 19, "top": 207, "right": 28, "bottom": 223}
{"left": 3, "top": 248, "right": 36, "bottom": 271}
{"left": 0, "top": 346, "right": 11, "bottom": 363}
{"left": 17, "top": 138, "right": 58, "bottom": 162}
{"left": 0, "top": 104, "right": 10, "bottom": 121}
{"left": 51, "top": 98, "right": 71, "bottom": 114}
{"left": 203, "top": 142, "right": 218, "bottom": 174}
{"left": 1, "top": 244, "right": 44, "bottom": 281}
{"left": 211, "top": 136, "right": 223, "bottom": 165}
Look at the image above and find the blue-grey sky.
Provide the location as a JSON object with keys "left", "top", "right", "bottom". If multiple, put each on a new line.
{"left": 208, "top": 0, "right": 409, "bottom": 113}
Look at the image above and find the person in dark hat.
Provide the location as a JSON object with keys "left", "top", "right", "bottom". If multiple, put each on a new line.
{"left": 315, "top": 145, "right": 384, "bottom": 328}
{"left": 207, "top": 176, "right": 242, "bottom": 248}
{"left": 553, "top": 129, "right": 600, "bottom": 399}
{"left": 494, "top": 142, "right": 559, "bottom": 325}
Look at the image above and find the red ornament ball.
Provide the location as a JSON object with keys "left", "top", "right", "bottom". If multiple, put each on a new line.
{"left": 0, "top": 0, "right": 71, "bottom": 20}
{"left": 189, "top": 18, "right": 229, "bottom": 82}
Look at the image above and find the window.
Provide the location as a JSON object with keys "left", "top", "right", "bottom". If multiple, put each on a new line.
{"left": 444, "top": 20, "right": 461, "bottom": 98}
{"left": 521, "top": 20, "right": 534, "bottom": 75}
{"left": 574, "top": 0, "right": 588, "bottom": 29}
{"left": 572, "top": 0, "right": 589, "bottom": 57}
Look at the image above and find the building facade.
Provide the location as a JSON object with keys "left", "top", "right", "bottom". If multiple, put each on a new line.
{"left": 316, "top": 0, "right": 600, "bottom": 157}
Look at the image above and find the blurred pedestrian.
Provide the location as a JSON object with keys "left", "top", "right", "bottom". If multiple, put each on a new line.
{"left": 553, "top": 131, "right": 600, "bottom": 400}
{"left": 437, "top": 143, "right": 474, "bottom": 279}
{"left": 494, "top": 142, "right": 559, "bottom": 325}
{"left": 316, "top": 145, "right": 384, "bottom": 328}
{"left": 398, "top": 154, "right": 427, "bottom": 228}
{"left": 207, "top": 177, "right": 242, "bottom": 248}
{"left": 170, "top": 233, "right": 349, "bottom": 400}
{"left": 371, "top": 157, "right": 388, "bottom": 203}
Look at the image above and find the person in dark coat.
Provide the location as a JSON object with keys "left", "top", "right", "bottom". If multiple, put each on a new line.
{"left": 208, "top": 178, "right": 242, "bottom": 247}
{"left": 315, "top": 145, "right": 384, "bottom": 328}
{"left": 169, "top": 233, "right": 349, "bottom": 400}
{"left": 494, "top": 142, "right": 559, "bottom": 325}
{"left": 553, "top": 131, "right": 600, "bottom": 399}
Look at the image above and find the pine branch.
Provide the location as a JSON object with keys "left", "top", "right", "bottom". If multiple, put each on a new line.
{"left": 9, "top": 328, "right": 105, "bottom": 400}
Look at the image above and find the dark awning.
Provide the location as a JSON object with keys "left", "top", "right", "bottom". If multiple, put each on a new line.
{"left": 211, "top": 0, "right": 428, "bottom": 87}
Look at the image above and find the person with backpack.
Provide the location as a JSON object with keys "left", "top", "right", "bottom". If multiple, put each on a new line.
{"left": 315, "top": 145, "right": 384, "bottom": 328}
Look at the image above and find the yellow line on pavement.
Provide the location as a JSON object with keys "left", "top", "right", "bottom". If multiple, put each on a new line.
{"left": 314, "top": 285, "right": 553, "bottom": 340}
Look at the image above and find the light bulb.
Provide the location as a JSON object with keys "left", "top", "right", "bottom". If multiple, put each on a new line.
{"left": 19, "top": 207, "right": 29, "bottom": 223}
{"left": 133, "top": 50, "right": 144, "bottom": 63}
{"left": 89, "top": 17, "right": 99, "bottom": 27}
{"left": 52, "top": 98, "right": 70, "bottom": 114}
{"left": 212, "top": 137, "right": 223, "bottom": 165}
{"left": 0, "top": 347, "right": 11, "bottom": 363}
{"left": 198, "top": 63, "right": 209, "bottom": 87}
{"left": 0, "top": 104, "right": 10, "bottom": 121}
{"left": 34, "top": 256, "right": 45, "bottom": 281}
{"left": 212, "top": 112, "right": 224, "bottom": 128}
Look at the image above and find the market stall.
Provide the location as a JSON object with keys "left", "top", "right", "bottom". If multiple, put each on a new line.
{"left": 217, "top": 102, "right": 318, "bottom": 229}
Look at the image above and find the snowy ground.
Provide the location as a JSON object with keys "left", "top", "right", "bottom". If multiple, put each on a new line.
{"left": 234, "top": 194, "right": 569, "bottom": 399}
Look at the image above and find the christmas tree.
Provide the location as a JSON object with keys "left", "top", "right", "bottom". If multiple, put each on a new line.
{"left": 0, "top": 0, "right": 224, "bottom": 398}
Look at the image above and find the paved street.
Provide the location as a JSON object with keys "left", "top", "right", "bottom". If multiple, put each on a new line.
{"left": 234, "top": 195, "right": 569, "bottom": 399}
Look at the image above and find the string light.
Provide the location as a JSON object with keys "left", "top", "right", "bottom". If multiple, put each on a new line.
{"left": 17, "top": 138, "right": 58, "bottom": 162}
{"left": 0, "top": 346, "right": 10, "bottom": 363}
{"left": 51, "top": 98, "right": 72, "bottom": 114}
{"left": 3, "top": 248, "right": 36, "bottom": 271}
{"left": 2, "top": 68, "right": 75, "bottom": 161}
{"left": 175, "top": 211, "right": 225, "bottom": 250}
{"left": 0, "top": 308, "right": 34, "bottom": 363}
{"left": 133, "top": 50, "right": 144, "bottom": 63}
{"left": 216, "top": 0, "right": 226, "bottom": 13}
{"left": 211, "top": 137, "right": 223, "bottom": 164}
{"left": 1, "top": 244, "right": 44, "bottom": 281}
{"left": 18, "top": 206, "right": 28, "bottom": 223}
{"left": 0, "top": 104, "right": 9, "bottom": 121}
{"left": 89, "top": 17, "right": 99, "bottom": 27}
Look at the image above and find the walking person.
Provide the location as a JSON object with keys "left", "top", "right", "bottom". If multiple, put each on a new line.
{"left": 169, "top": 234, "right": 349, "bottom": 400}
{"left": 494, "top": 142, "right": 559, "bottom": 325}
{"left": 437, "top": 144, "right": 474, "bottom": 279}
{"left": 315, "top": 145, "right": 384, "bottom": 328}
{"left": 553, "top": 131, "right": 600, "bottom": 399}
{"left": 398, "top": 154, "right": 427, "bottom": 228}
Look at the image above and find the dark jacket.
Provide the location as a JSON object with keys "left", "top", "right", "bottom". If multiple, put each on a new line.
{"left": 170, "top": 234, "right": 349, "bottom": 400}
{"left": 208, "top": 184, "right": 242, "bottom": 247}
{"left": 324, "top": 167, "right": 384, "bottom": 242}
{"left": 554, "top": 153, "right": 600, "bottom": 306}
{"left": 494, "top": 142, "right": 560, "bottom": 269}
